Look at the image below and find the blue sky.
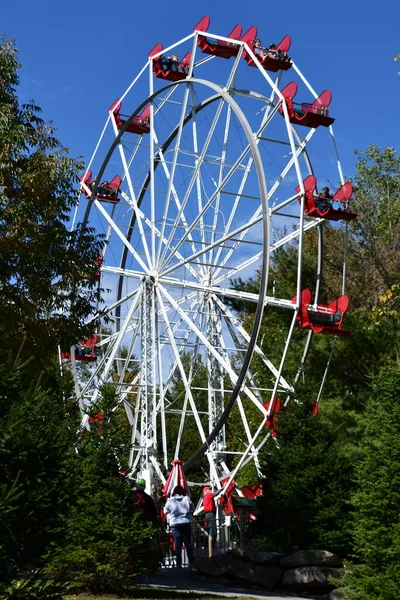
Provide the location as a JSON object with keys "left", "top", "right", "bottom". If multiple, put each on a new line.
{"left": 3, "top": 0, "right": 399, "bottom": 179}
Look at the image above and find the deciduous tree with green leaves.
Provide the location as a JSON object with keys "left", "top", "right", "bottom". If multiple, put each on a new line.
{"left": 0, "top": 37, "right": 103, "bottom": 363}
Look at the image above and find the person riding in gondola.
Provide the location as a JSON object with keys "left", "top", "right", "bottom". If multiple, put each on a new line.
{"left": 90, "top": 176, "right": 117, "bottom": 197}
{"left": 314, "top": 186, "right": 333, "bottom": 211}
{"left": 253, "top": 39, "right": 267, "bottom": 58}
{"left": 160, "top": 54, "right": 188, "bottom": 74}
{"left": 267, "top": 43, "right": 289, "bottom": 61}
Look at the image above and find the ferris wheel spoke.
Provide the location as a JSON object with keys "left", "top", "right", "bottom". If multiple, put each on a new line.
{"left": 162, "top": 296, "right": 202, "bottom": 397}
{"left": 115, "top": 137, "right": 153, "bottom": 269}
{"left": 155, "top": 286, "right": 220, "bottom": 484}
{"left": 152, "top": 143, "right": 202, "bottom": 273}
{"left": 214, "top": 217, "right": 321, "bottom": 288}
{"left": 160, "top": 209, "right": 264, "bottom": 280}
{"left": 212, "top": 101, "right": 281, "bottom": 273}
{"left": 154, "top": 83, "right": 202, "bottom": 268}
{"left": 208, "top": 101, "right": 233, "bottom": 267}
{"left": 159, "top": 284, "right": 269, "bottom": 418}
{"left": 214, "top": 295, "right": 294, "bottom": 393}
{"left": 213, "top": 129, "right": 316, "bottom": 282}
{"left": 93, "top": 199, "right": 149, "bottom": 273}
{"left": 189, "top": 83, "right": 207, "bottom": 272}
{"left": 160, "top": 143, "right": 255, "bottom": 273}
{"left": 212, "top": 300, "right": 262, "bottom": 477}
{"left": 159, "top": 94, "right": 234, "bottom": 270}
{"left": 173, "top": 307, "right": 206, "bottom": 461}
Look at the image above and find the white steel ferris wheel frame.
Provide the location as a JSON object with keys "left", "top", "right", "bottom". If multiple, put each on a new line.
{"left": 74, "top": 24, "right": 348, "bottom": 494}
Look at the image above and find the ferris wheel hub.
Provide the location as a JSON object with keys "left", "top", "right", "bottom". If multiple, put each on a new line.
{"left": 142, "top": 272, "right": 158, "bottom": 285}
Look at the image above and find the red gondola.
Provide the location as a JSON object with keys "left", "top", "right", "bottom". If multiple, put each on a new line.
{"left": 242, "top": 30, "right": 292, "bottom": 73}
{"left": 263, "top": 396, "right": 281, "bottom": 437}
{"left": 278, "top": 82, "right": 335, "bottom": 128}
{"left": 292, "top": 289, "right": 351, "bottom": 336}
{"left": 62, "top": 335, "right": 98, "bottom": 362}
{"left": 80, "top": 170, "right": 121, "bottom": 204}
{"left": 295, "top": 176, "right": 357, "bottom": 222}
{"left": 148, "top": 43, "right": 192, "bottom": 81}
{"left": 109, "top": 98, "right": 150, "bottom": 135}
{"left": 88, "top": 409, "right": 104, "bottom": 433}
{"left": 194, "top": 15, "right": 243, "bottom": 60}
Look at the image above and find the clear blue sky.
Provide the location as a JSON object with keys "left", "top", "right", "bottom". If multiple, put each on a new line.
{"left": 3, "top": 0, "right": 399, "bottom": 178}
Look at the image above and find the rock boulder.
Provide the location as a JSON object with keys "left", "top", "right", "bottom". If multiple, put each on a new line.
{"left": 282, "top": 566, "right": 345, "bottom": 590}
{"left": 280, "top": 550, "right": 343, "bottom": 569}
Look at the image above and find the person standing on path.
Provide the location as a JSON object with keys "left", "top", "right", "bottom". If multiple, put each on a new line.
{"left": 127, "top": 478, "right": 158, "bottom": 525}
{"left": 202, "top": 486, "right": 217, "bottom": 544}
{"left": 163, "top": 485, "right": 194, "bottom": 567}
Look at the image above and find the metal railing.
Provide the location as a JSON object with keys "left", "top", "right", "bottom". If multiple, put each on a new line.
{"left": 159, "top": 512, "right": 252, "bottom": 568}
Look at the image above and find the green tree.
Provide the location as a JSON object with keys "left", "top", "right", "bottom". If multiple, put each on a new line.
{"left": 343, "top": 367, "right": 400, "bottom": 599}
{"left": 0, "top": 35, "right": 104, "bottom": 589}
{"left": 0, "top": 37, "right": 104, "bottom": 363}
{"left": 0, "top": 352, "right": 78, "bottom": 582}
{"left": 254, "top": 393, "right": 354, "bottom": 556}
{"left": 47, "top": 385, "right": 159, "bottom": 593}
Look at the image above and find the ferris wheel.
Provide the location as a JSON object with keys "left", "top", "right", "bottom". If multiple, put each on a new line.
{"left": 72, "top": 16, "right": 356, "bottom": 494}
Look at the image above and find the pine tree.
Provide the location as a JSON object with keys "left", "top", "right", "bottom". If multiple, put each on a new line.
{"left": 47, "top": 385, "right": 160, "bottom": 593}
{"left": 0, "top": 352, "right": 78, "bottom": 582}
{"left": 255, "top": 394, "right": 354, "bottom": 556}
{"left": 343, "top": 367, "right": 400, "bottom": 599}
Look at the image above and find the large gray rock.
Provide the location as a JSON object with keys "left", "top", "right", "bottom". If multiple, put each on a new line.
{"left": 282, "top": 566, "right": 344, "bottom": 590}
{"left": 231, "top": 558, "right": 282, "bottom": 590}
{"left": 280, "top": 550, "right": 343, "bottom": 568}
{"left": 230, "top": 549, "right": 282, "bottom": 565}
{"left": 193, "top": 554, "right": 283, "bottom": 590}
{"left": 192, "top": 555, "right": 232, "bottom": 577}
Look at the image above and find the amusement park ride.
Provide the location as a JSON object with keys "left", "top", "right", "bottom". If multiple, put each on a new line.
{"left": 66, "top": 15, "right": 356, "bottom": 498}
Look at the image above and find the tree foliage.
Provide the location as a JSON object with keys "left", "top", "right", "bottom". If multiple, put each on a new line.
{"left": 0, "top": 351, "right": 77, "bottom": 582}
{"left": 255, "top": 396, "right": 354, "bottom": 556}
{"left": 342, "top": 367, "right": 400, "bottom": 599}
{"left": 47, "top": 385, "right": 159, "bottom": 593}
{"left": 0, "top": 37, "right": 104, "bottom": 362}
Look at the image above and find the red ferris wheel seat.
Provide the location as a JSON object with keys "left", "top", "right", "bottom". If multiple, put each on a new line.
{"left": 263, "top": 396, "right": 281, "bottom": 437}
{"left": 278, "top": 83, "right": 335, "bottom": 128}
{"left": 109, "top": 98, "right": 150, "bottom": 135}
{"left": 243, "top": 33, "right": 292, "bottom": 72}
{"left": 80, "top": 171, "right": 121, "bottom": 204}
{"left": 194, "top": 15, "right": 243, "bottom": 59}
{"left": 148, "top": 43, "right": 192, "bottom": 81}
{"left": 80, "top": 170, "right": 122, "bottom": 204}
{"left": 295, "top": 176, "right": 357, "bottom": 222}
{"left": 291, "top": 289, "right": 351, "bottom": 336}
{"left": 75, "top": 335, "right": 98, "bottom": 361}
{"left": 62, "top": 335, "right": 98, "bottom": 362}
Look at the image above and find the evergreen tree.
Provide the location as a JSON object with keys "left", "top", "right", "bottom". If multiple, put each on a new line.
{"left": 343, "top": 367, "right": 400, "bottom": 599}
{"left": 47, "top": 385, "right": 159, "bottom": 593}
{"left": 0, "top": 352, "right": 77, "bottom": 582}
{"left": 255, "top": 393, "right": 354, "bottom": 556}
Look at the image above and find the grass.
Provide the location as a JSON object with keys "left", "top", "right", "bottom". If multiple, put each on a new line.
{"left": 64, "top": 588, "right": 255, "bottom": 600}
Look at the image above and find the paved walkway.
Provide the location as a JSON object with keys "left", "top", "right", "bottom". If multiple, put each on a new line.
{"left": 143, "top": 568, "right": 304, "bottom": 599}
